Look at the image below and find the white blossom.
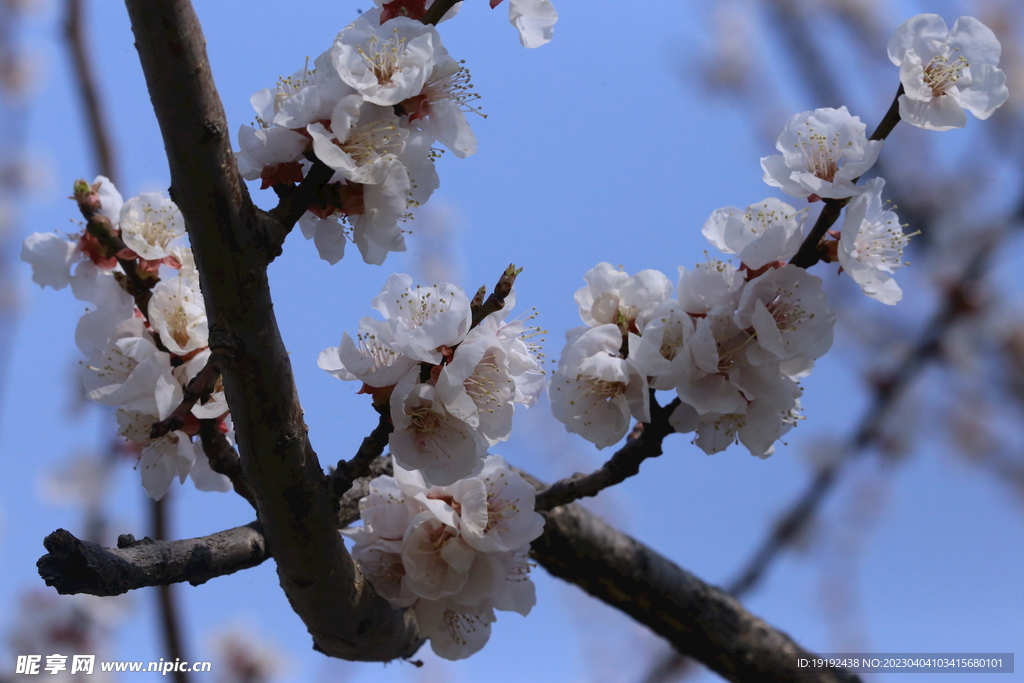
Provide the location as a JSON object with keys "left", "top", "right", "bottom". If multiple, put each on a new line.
{"left": 389, "top": 369, "right": 486, "bottom": 485}
{"left": 21, "top": 231, "right": 80, "bottom": 290}
{"left": 888, "top": 14, "right": 1009, "bottom": 131}
{"left": 672, "top": 377, "right": 803, "bottom": 457}
{"left": 251, "top": 51, "right": 350, "bottom": 130}
{"left": 405, "top": 53, "right": 481, "bottom": 158}
{"left": 147, "top": 275, "right": 209, "bottom": 356}
{"left": 318, "top": 316, "right": 418, "bottom": 387}
{"left": 549, "top": 324, "right": 649, "bottom": 448}
{"left": 346, "top": 455, "right": 541, "bottom": 660}
{"left": 81, "top": 317, "right": 168, "bottom": 408}
{"left": 436, "top": 324, "right": 515, "bottom": 445}
{"left": 761, "top": 106, "right": 882, "bottom": 200}
{"left": 676, "top": 259, "right": 744, "bottom": 316}
{"left": 115, "top": 370, "right": 195, "bottom": 501}
{"left": 701, "top": 198, "right": 805, "bottom": 269}
{"left": 574, "top": 262, "right": 672, "bottom": 332}
{"left": 236, "top": 125, "right": 309, "bottom": 186}
{"left": 837, "top": 177, "right": 910, "bottom": 305}
{"left": 372, "top": 273, "right": 472, "bottom": 364}
{"left": 734, "top": 265, "right": 835, "bottom": 366}
{"left": 119, "top": 192, "right": 185, "bottom": 262}
{"left": 498, "top": 0, "right": 558, "bottom": 49}
{"left": 332, "top": 12, "right": 439, "bottom": 106}
{"left": 628, "top": 300, "right": 696, "bottom": 391}
{"left": 308, "top": 96, "right": 408, "bottom": 185}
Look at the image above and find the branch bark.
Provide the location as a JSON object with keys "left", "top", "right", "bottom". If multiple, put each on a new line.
{"left": 40, "top": 461, "right": 859, "bottom": 682}
{"left": 533, "top": 504, "right": 860, "bottom": 683}
{"left": 123, "top": 0, "right": 418, "bottom": 661}
{"left": 37, "top": 523, "right": 269, "bottom": 596}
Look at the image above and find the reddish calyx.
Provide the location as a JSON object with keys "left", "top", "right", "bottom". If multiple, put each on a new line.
{"left": 381, "top": 0, "right": 427, "bottom": 21}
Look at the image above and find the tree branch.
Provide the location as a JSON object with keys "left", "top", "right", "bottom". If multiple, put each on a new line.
{"left": 41, "top": 461, "right": 858, "bottom": 682}
{"left": 124, "top": 0, "right": 418, "bottom": 661}
{"left": 37, "top": 523, "right": 270, "bottom": 596}
{"left": 261, "top": 156, "right": 335, "bottom": 261}
{"left": 421, "top": 0, "right": 461, "bottom": 25}
{"left": 330, "top": 411, "right": 393, "bottom": 499}
{"left": 197, "top": 419, "right": 257, "bottom": 509}
{"left": 532, "top": 503, "right": 860, "bottom": 683}
{"left": 535, "top": 395, "right": 677, "bottom": 511}
{"left": 470, "top": 263, "right": 521, "bottom": 328}
{"left": 63, "top": 0, "right": 118, "bottom": 183}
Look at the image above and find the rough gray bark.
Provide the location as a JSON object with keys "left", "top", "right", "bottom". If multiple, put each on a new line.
{"left": 38, "top": 464, "right": 859, "bottom": 683}
{"left": 533, "top": 505, "right": 859, "bottom": 683}
{"left": 123, "top": 0, "right": 419, "bottom": 662}
{"left": 37, "top": 524, "right": 269, "bottom": 596}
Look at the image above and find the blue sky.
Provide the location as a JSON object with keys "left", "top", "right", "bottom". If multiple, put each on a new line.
{"left": 1, "top": 1, "right": 1022, "bottom": 682}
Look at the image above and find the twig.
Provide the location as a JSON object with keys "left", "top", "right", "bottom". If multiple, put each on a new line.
{"left": 420, "top": 0, "right": 461, "bottom": 25}
{"left": 868, "top": 84, "right": 904, "bottom": 142}
{"left": 262, "top": 156, "right": 335, "bottom": 261}
{"left": 63, "top": 0, "right": 117, "bottom": 183}
{"left": 470, "top": 263, "right": 521, "bottom": 328}
{"left": 198, "top": 420, "right": 257, "bottom": 510}
{"left": 330, "top": 411, "right": 393, "bottom": 499}
{"left": 151, "top": 495, "right": 190, "bottom": 683}
{"left": 535, "top": 395, "right": 678, "bottom": 511}
{"left": 788, "top": 199, "right": 846, "bottom": 269}
{"left": 150, "top": 351, "right": 226, "bottom": 439}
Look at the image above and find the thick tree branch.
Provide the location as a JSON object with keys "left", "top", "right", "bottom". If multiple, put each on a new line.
{"left": 42, "top": 461, "right": 857, "bottom": 682}
{"left": 533, "top": 503, "right": 859, "bottom": 683}
{"left": 124, "top": 0, "right": 418, "bottom": 661}
{"left": 37, "top": 523, "right": 269, "bottom": 596}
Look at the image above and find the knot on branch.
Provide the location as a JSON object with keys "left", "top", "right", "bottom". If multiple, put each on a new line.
{"left": 38, "top": 529, "right": 107, "bottom": 595}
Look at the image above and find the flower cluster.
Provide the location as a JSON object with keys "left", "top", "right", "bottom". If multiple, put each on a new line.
{"left": 549, "top": 257, "right": 827, "bottom": 457}
{"left": 320, "top": 271, "right": 544, "bottom": 485}
{"left": 346, "top": 455, "right": 544, "bottom": 659}
{"left": 237, "top": 3, "right": 532, "bottom": 266}
{"left": 21, "top": 177, "right": 232, "bottom": 500}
